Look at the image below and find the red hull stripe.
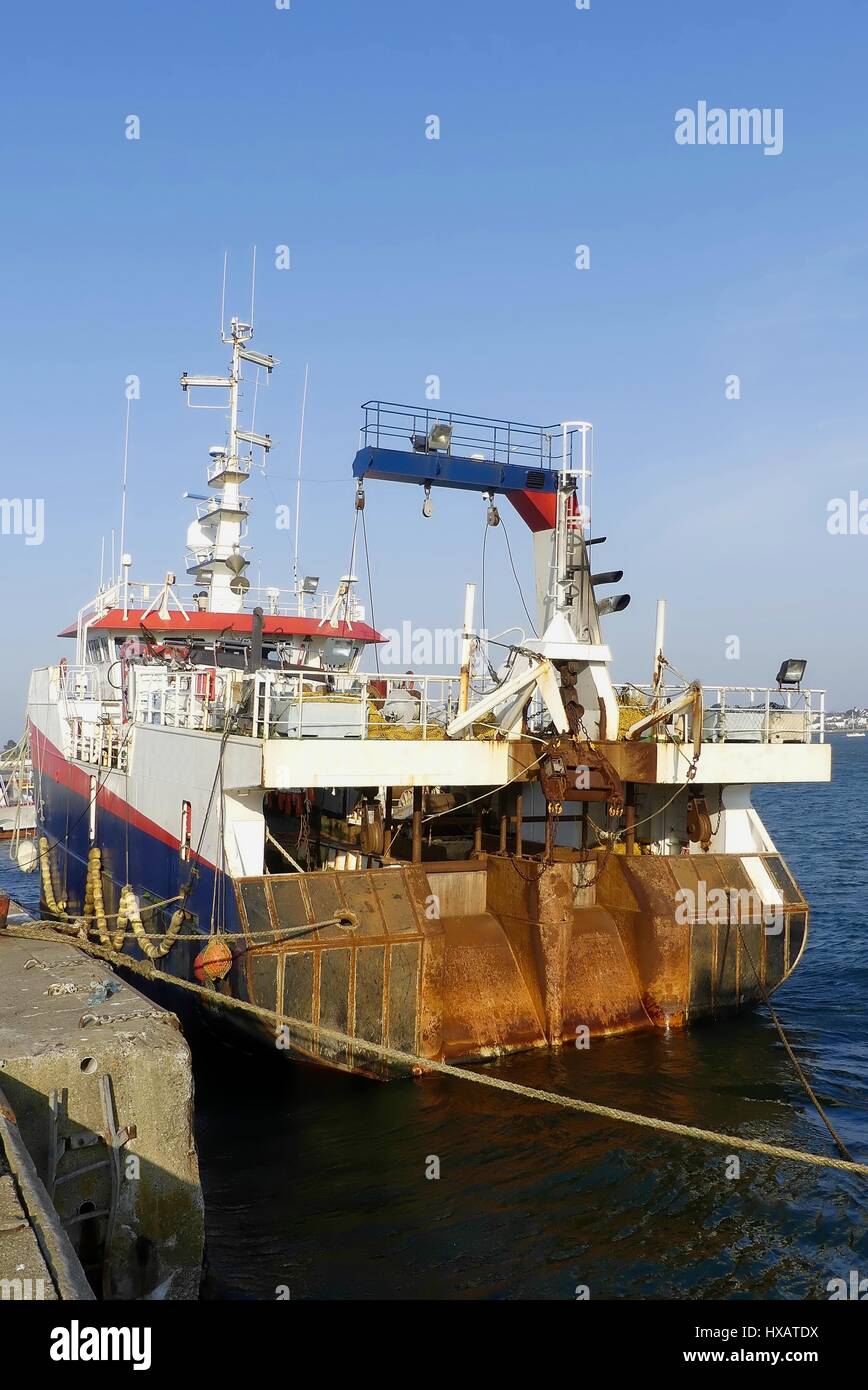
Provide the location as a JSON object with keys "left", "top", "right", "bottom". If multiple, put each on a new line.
{"left": 29, "top": 720, "right": 216, "bottom": 873}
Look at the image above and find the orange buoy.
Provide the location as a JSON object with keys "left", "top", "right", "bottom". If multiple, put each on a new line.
{"left": 194, "top": 937, "right": 233, "bottom": 983}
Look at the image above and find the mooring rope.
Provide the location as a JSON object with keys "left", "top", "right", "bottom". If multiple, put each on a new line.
{"left": 3, "top": 919, "right": 867, "bottom": 1180}
{"left": 736, "top": 920, "right": 855, "bottom": 1163}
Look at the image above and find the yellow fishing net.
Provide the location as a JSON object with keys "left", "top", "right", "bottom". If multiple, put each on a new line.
{"left": 288, "top": 693, "right": 503, "bottom": 741}
{"left": 616, "top": 691, "right": 652, "bottom": 739}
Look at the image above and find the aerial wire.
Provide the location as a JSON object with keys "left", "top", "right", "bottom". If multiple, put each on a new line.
{"left": 293, "top": 364, "right": 310, "bottom": 600}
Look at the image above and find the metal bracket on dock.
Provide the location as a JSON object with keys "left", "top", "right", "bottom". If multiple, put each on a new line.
{"left": 48, "top": 1074, "right": 137, "bottom": 1298}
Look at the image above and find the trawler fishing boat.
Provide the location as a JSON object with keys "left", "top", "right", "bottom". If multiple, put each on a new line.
{"left": 22, "top": 311, "right": 832, "bottom": 1072}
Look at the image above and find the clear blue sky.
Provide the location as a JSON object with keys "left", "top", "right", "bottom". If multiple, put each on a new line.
{"left": 1, "top": 0, "right": 866, "bottom": 734}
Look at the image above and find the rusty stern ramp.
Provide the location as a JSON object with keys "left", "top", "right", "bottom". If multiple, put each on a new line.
{"left": 233, "top": 847, "right": 809, "bottom": 1072}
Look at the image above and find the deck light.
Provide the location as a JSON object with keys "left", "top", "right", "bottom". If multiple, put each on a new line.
{"left": 328, "top": 638, "right": 354, "bottom": 665}
{"left": 598, "top": 594, "right": 631, "bottom": 616}
{"left": 427, "top": 421, "right": 453, "bottom": 452}
{"left": 775, "top": 659, "right": 806, "bottom": 689}
{"left": 301, "top": 576, "right": 319, "bottom": 595}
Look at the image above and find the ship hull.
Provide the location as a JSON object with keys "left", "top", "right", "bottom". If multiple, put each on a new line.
{"left": 33, "top": 746, "right": 811, "bottom": 1074}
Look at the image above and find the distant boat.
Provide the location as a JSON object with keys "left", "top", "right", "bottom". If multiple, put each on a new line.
{"left": 846, "top": 732, "right": 866, "bottom": 738}
{"left": 0, "top": 734, "right": 35, "bottom": 839}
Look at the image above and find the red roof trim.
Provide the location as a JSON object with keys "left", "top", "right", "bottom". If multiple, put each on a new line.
{"left": 59, "top": 608, "right": 384, "bottom": 642}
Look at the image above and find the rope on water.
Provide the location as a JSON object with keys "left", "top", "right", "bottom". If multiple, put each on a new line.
{"left": 736, "top": 920, "right": 855, "bottom": 1163}
{"left": 3, "top": 919, "right": 867, "bottom": 1180}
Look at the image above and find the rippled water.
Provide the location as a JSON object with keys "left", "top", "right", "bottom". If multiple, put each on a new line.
{"left": 4, "top": 737, "right": 867, "bottom": 1299}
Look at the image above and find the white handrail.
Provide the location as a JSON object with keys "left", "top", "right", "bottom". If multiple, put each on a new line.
{"left": 62, "top": 663, "right": 827, "bottom": 748}
{"left": 75, "top": 578, "right": 366, "bottom": 625}
{"left": 620, "top": 683, "right": 826, "bottom": 745}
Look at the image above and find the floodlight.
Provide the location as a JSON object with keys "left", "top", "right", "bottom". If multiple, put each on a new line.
{"left": 326, "top": 638, "right": 354, "bottom": 666}
{"left": 775, "top": 659, "right": 806, "bottom": 689}
{"left": 598, "top": 594, "right": 631, "bottom": 616}
{"left": 427, "top": 421, "right": 453, "bottom": 452}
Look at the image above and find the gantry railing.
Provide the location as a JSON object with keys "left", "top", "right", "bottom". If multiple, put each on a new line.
{"left": 53, "top": 662, "right": 827, "bottom": 761}
{"left": 618, "top": 684, "right": 825, "bottom": 745}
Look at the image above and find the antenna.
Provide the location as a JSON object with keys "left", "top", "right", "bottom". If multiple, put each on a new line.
{"left": 181, "top": 310, "right": 277, "bottom": 613}
{"left": 249, "top": 246, "right": 257, "bottom": 333}
{"left": 99, "top": 536, "right": 105, "bottom": 591}
{"left": 293, "top": 363, "right": 310, "bottom": 600}
{"left": 220, "top": 251, "right": 228, "bottom": 341}
{"left": 119, "top": 395, "right": 132, "bottom": 581}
